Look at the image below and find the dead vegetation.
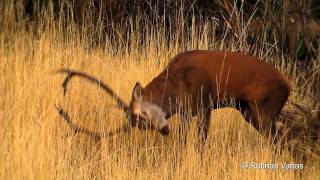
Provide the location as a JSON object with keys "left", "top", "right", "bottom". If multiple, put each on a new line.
{"left": 0, "top": 0, "right": 319, "bottom": 179}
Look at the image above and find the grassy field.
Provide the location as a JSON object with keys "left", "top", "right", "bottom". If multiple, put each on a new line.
{"left": 0, "top": 2, "right": 319, "bottom": 179}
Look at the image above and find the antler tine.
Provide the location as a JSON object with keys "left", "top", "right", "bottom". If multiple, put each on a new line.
{"left": 55, "top": 105, "right": 130, "bottom": 139}
{"left": 55, "top": 68, "right": 130, "bottom": 113}
{"left": 61, "top": 70, "right": 73, "bottom": 96}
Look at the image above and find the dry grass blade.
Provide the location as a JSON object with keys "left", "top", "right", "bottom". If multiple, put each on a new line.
{"left": 1, "top": 0, "right": 320, "bottom": 179}
{"left": 278, "top": 101, "right": 320, "bottom": 159}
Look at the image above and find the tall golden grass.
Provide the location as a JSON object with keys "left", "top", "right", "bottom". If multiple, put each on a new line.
{"left": 0, "top": 1, "right": 319, "bottom": 179}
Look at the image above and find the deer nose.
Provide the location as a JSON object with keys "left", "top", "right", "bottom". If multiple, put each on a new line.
{"left": 159, "top": 125, "right": 169, "bottom": 135}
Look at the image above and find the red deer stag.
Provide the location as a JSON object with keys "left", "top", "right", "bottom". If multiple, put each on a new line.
{"left": 56, "top": 50, "right": 292, "bottom": 145}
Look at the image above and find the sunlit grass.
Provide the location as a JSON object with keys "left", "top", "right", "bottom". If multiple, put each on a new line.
{"left": 0, "top": 1, "right": 319, "bottom": 179}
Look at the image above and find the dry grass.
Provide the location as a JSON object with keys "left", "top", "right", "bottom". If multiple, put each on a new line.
{"left": 0, "top": 1, "right": 319, "bottom": 179}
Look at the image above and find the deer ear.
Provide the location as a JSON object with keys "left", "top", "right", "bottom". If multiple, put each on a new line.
{"left": 132, "top": 82, "right": 143, "bottom": 102}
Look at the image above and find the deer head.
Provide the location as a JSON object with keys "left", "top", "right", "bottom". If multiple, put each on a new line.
{"left": 129, "top": 82, "right": 169, "bottom": 135}
{"left": 55, "top": 69, "right": 169, "bottom": 140}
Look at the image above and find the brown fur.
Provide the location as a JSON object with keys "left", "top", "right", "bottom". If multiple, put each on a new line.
{"left": 141, "top": 50, "right": 292, "bottom": 143}
{"left": 56, "top": 51, "right": 292, "bottom": 146}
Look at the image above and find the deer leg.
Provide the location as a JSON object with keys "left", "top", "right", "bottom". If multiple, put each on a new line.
{"left": 178, "top": 109, "right": 192, "bottom": 145}
{"left": 197, "top": 108, "right": 211, "bottom": 150}
{"left": 259, "top": 95, "right": 288, "bottom": 143}
{"left": 245, "top": 98, "right": 285, "bottom": 143}
{"left": 243, "top": 102, "right": 273, "bottom": 135}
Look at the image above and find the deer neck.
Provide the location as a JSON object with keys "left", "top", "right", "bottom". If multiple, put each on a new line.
{"left": 143, "top": 74, "right": 179, "bottom": 118}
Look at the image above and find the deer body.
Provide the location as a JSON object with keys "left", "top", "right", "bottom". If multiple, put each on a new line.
{"left": 131, "top": 50, "right": 291, "bottom": 142}
{"left": 56, "top": 50, "right": 292, "bottom": 145}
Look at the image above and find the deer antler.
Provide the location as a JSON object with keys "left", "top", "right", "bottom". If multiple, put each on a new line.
{"left": 55, "top": 105, "right": 130, "bottom": 140}
{"left": 55, "top": 68, "right": 132, "bottom": 138}
{"left": 56, "top": 68, "right": 130, "bottom": 112}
